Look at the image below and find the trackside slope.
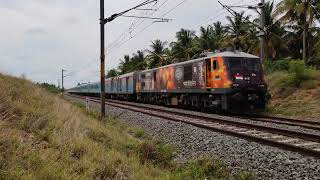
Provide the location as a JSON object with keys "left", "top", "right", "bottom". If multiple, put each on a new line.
{"left": 266, "top": 71, "right": 320, "bottom": 120}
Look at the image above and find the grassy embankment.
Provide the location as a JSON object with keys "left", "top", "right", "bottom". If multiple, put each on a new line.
{"left": 0, "top": 73, "right": 254, "bottom": 179}
{"left": 265, "top": 61, "right": 320, "bottom": 119}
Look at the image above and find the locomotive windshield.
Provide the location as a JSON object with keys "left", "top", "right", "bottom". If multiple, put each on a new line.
{"left": 228, "top": 58, "right": 261, "bottom": 72}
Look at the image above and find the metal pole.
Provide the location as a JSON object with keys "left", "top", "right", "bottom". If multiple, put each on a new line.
{"left": 100, "top": 0, "right": 106, "bottom": 118}
{"left": 62, "top": 69, "right": 64, "bottom": 92}
{"left": 260, "top": 0, "right": 265, "bottom": 64}
{"left": 302, "top": 0, "right": 307, "bottom": 64}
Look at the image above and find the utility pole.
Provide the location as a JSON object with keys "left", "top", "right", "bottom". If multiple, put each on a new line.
{"left": 100, "top": 0, "right": 106, "bottom": 118}
{"left": 302, "top": 0, "right": 307, "bottom": 64}
{"left": 259, "top": 0, "right": 266, "bottom": 64}
{"left": 99, "top": 0, "right": 161, "bottom": 118}
{"left": 62, "top": 69, "right": 66, "bottom": 92}
{"left": 58, "top": 79, "right": 61, "bottom": 89}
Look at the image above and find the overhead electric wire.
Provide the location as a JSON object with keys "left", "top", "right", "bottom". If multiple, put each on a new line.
{"left": 106, "top": 0, "right": 170, "bottom": 52}
{"left": 112, "top": 0, "right": 188, "bottom": 50}
{"left": 67, "top": 0, "right": 161, "bottom": 79}
{"left": 105, "top": 2, "right": 157, "bottom": 51}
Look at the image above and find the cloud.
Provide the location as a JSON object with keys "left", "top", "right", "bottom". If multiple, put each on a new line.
{"left": 62, "top": 16, "right": 79, "bottom": 24}
{"left": 24, "top": 27, "right": 48, "bottom": 35}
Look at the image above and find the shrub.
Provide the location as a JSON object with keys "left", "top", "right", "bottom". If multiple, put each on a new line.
{"left": 138, "top": 140, "right": 176, "bottom": 167}
{"left": 284, "top": 61, "right": 314, "bottom": 88}
{"left": 264, "top": 60, "right": 290, "bottom": 74}
{"left": 129, "top": 128, "right": 145, "bottom": 138}
{"left": 174, "top": 157, "right": 230, "bottom": 179}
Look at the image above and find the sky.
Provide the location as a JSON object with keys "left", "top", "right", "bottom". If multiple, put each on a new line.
{"left": 0, "top": 0, "right": 279, "bottom": 88}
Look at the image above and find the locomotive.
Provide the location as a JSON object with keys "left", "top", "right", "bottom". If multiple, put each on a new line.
{"left": 68, "top": 51, "right": 269, "bottom": 112}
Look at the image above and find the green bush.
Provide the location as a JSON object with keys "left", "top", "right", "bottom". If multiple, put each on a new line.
{"left": 284, "top": 61, "right": 314, "bottom": 88}
{"left": 264, "top": 60, "right": 290, "bottom": 74}
{"left": 138, "top": 140, "right": 176, "bottom": 167}
{"left": 174, "top": 157, "right": 230, "bottom": 179}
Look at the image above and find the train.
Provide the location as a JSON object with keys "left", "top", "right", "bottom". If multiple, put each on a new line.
{"left": 68, "top": 51, "right": 269, "bottom": 113}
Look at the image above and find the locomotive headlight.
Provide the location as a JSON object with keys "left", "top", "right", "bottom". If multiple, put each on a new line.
{"left": 233, "top": 83, "right": 240, "bottom": 87}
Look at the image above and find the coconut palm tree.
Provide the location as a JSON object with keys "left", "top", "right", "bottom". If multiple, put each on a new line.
{"left": 225, "top": 12, "right": 252, "bottom": 51}
{"left": 198, "top": 26, "right": 216, "bottom": 51}
{"left": 146, "top": 39, "right": 169, "bottom": 68}
{"left": 274, "top": 0, "right": 319, "bottom": 64}
{"left": 131, "top": 50, "right": 146, "bottom": 71}
{"left": 118, "top": 55, "right": 131, "bottom": 74}
{"left": 252, "top": 1, "right": 287, "bottom": 59}
{"left": 170, "top": 29, "right": 200, "bottom": 62}
{"left": 212, "top": 21, "right": 226, "bottom": 48}
{"left": 107, "top": 69, "right": 118, "bottom": 78}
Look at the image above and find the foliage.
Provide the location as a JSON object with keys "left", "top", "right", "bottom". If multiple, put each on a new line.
{"left": 274, "top": 0, "right": 320, "bottom": 63}
{"left": 107, "top": 68, "right": 118, "bottom": 78}
{"left": 263, "top": 59, "right": 290, "bottom": 74}
{"left": 265, "top": 69, "right": 320, "bottom": 119}
{"left": 118, "top": 50, "right": 147, "bottom": 75}
{"left": 268, "top": 60, "right": 316, "bottom": 90}
{"left": 285, "top": 61, "right": 315, "bottom": 87}
{"left": 137, "top": 139, "right": 176, "bottom": 168}
{"left": 146, "top": 39, "right": 169, "bottom": 69}
{"left": 173, "top": 157, "right": 256, "bottom": 180}
{"left": 224, "top": 12, "right": 252, "bottom": 51}
{"left": 37, "top": 82, "right": 61, "bottom": 93}
{"left": 170, "top": 28, "right": 200, "bottom": 62}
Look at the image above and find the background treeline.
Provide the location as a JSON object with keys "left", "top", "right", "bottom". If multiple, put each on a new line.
{"left": 37, "top": 82, "right": 61, "bottom": 93}
{"left": 107, "top": 0, "right": 320, "bottom": 77}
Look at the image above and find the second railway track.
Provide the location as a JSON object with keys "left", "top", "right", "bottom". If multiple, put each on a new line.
{"left": 67, "top": 94, "right": 320, "bottom": 158}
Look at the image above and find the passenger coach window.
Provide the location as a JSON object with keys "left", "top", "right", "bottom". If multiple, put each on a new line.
{"left": 184, "top": 65, "right": 193, "bottom": 81}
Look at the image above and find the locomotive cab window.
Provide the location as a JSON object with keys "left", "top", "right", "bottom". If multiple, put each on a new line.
{"left": 153, "top": 71, "right": 157, "bottom": 81}
{"left": 228, "top": 58, "right": 261, "bottom": 72}
{"left": 184, "top": 65, "right": 193, "bottom": 81}
{"left": 213, "top": 60, "right": 219, "bottom": 70}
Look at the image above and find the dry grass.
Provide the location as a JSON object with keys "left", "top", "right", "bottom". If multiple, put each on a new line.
{"left": 0, "top": 74, "right": 167, "bottom": 179}
{"left": 0, "top": 73, "right": 254, "bottom": 179}
{"left": 265, "top": 70, "right": 320, "bottom": 120}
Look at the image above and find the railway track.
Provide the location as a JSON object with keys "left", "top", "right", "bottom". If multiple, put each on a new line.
{"left": 67, "top": 94, "right": 320, "bottom": 158}
{"left": 236, "top": 114, "right": 320, "bottom": 131}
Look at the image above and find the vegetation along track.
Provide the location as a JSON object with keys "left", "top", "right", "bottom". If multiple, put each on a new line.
{"left": 67, "top": 94, "right": 320, "bottom": 159}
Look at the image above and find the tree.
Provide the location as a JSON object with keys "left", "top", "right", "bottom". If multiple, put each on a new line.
{"left": 107, "top": 69, "right": 118, "bottom": 78}
{"left": 118, "top": 55, "right": 131, "bottom": 74}
{"left": 253, "top": 1, "right": 287, "bottom": 59}
{"left": 212, "top": 21, "right": 226, "bottom": 48}
{"left": 225, "top": 12, "right": 252, "bottom": 51}
{"left": 198, "top": 26, "right": 216, "bottom": 51}
{"left": 146, "top": 39, "right": 169, "bottom": 69}
{"left": 131, "top": 50, "right": 147, "bottom": 71}
{"left": 170, "top": 29, "right": 200, "bottom": 62}
{"left": 274, "top": 0, "right": 319, "bottom": 64}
